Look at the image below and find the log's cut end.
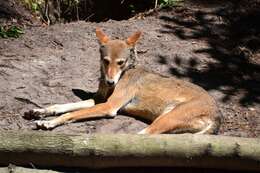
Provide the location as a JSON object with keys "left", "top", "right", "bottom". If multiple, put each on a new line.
{"left": 0, "top": 131, "right": 259, "bottom": 171}
{"left": 0, "top": 164, "right": 60, "bottom": 173}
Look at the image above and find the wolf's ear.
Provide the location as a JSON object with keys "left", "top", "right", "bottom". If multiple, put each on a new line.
{"left": 96, "top": 28, "right": 109, "bottom": 44}
{"left": 126, "top": 31, "right": 142, "bottom": 47}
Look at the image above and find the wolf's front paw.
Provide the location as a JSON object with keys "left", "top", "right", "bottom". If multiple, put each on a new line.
{"left": 23, "top": 109, "right": 47, "bottom": 120}
{"left": 35, "top": 120, "right": 56, "bottom": 130}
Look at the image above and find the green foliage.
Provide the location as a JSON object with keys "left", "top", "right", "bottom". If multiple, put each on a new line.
{"left": 129, "top": 4, "right": 136, "bottom": 14}
{"left": 0, "top": 26, "right": 25, "bottom": 38}
{"left": 20, "top": 0, "right": 44, "bottom": 13}
{"left": 20, "top": 0, "right": 80, "bottom": 23}
{"left": 158, "top": 0, "right": 184, "bottom": 7}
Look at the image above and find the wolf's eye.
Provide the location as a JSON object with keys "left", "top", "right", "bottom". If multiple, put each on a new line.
{"left": 117, "top": 60, "right": 124, "bottom": 66}
{"left": 103, "top": 59, "right": 110, "bottom": 66}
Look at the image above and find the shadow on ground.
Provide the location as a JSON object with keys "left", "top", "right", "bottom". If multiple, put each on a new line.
{"left": 158, "top": 2, "right": 260, "bottom": 106}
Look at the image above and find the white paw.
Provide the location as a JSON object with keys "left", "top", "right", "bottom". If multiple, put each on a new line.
{"left": 138, "top": 128, "right": 148, "bottom": 134}
{"left": 32, "top": 108, "right": 47, "bottom": 114}
{"left": 24, "top": 108, "right": 56, "bottom": 120}
{"left": 35, "top": 120, "right": 56, "bottom": 130}
{"left": 23, "top": 108, "right": 46, "bottom": 119}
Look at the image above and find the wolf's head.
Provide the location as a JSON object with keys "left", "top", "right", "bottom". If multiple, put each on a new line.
{"left": 96, "top": 28, "right": 142, "bottom": 87}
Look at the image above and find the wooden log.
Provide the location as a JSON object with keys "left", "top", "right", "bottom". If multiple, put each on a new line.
{"left": 0, "top": 131, "right": 259, "bottom": 171}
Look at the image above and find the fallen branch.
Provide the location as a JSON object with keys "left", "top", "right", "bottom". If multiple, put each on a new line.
{"left": 0, "top": 131, "right": 259, "bottom": 171}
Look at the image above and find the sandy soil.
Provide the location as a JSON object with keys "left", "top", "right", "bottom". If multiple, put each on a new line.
{"left": 0, "top": 3, "right": 259, "bottom": 138}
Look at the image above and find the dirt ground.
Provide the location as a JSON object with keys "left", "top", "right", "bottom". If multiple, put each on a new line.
{"left": 0, "top": 2, "right": 260, "bottom": 138}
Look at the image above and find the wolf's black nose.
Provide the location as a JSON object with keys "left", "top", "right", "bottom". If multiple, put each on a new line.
{"left": 106, "top": 80, "right": 114, "bottom": 86}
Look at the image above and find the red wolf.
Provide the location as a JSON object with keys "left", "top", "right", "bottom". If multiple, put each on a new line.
{"left": 26, "top": 28, "right": 221, "bottom": 134}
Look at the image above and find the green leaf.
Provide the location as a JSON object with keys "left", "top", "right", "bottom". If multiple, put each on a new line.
{"left": 31, "top": 3, "right": 39, "bottom": 12}
{"left": 0, "top": 26, "right": 24, "bottom": 39}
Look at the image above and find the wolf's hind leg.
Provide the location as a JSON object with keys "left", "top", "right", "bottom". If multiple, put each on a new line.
{"left": 138, "top": 100, "right": 217, "bottom": 135}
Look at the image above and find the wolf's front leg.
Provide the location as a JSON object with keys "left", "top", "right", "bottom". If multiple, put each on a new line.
{"left": 24, "top": 99, "right": 95, "bottom": 119}
{"left": 35, "top": 102, "right": 115, "bottom": 130}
